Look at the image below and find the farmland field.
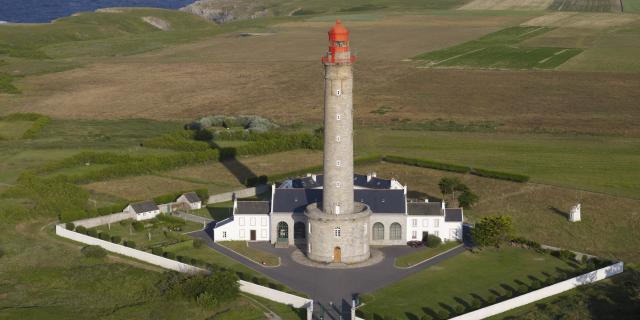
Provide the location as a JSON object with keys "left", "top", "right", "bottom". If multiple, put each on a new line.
{"left": 0, "top": 120, "right": 32, "bottom": 139}
{"left": 413, "top": 26, "right": 583, "bottom": 69}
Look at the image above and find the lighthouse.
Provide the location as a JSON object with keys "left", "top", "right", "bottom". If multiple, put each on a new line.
{"left": 305, "top": 20, "right": 372, "bottom": 264}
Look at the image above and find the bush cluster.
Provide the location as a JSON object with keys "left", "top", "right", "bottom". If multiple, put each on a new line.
{"left": 510, "top": 237, "right": 542, "bottom": 250}
{"left": 425, "top": 234, "right": 442, "bottom": 248}
{"left": 65, "top": 222, "right": 75, "bottom": 231}
{"left": 98, "top": 232, "right": 110, "bottom": 241}
{"left": 552, "top": 249, "right": 577, "bottom": 261}
{"left": 151, "top": 247, "right": 164, "bottom": 255}
{"left": 145, "top": 130, "right": 211, "bottom": 152}
{"left": 194, "top": 115, "right": 278, "bottom": 133}
{"left": 383, "top": 155, "right": 471, "bottom": 173}
{"left": 470, "top": 168, "right": 529, "bottom": 183}
{"left": 86, "top": 229, "right": 98, "bottom": 237}
{"left": 81, "top": 245, "right": 107, "bottom": 258}
{"left": 111, "top": 235, "right": 121, "bottom": 244}
{"left": 124, "top": 240, "right": 137, "bottom": 248}
{"left": 75, "top": 225, "right": 87, "bottom": 234}
{"left": 131, "top": 221, "right": 144, "bottom": 231}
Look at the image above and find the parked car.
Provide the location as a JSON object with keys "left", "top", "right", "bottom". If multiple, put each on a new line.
{"left": 407, "top": 241, "right": 423, "bottom": 248}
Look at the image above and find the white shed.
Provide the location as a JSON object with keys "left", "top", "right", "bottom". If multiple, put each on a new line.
{"left": 124, "top": 200, "right": 161, "bottom": 221}
{"left": 176, "top": 192, "right": 202, "bottom": 210}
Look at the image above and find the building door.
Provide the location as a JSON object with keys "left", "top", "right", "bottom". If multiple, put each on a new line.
{"left": 422, "top": 231, "right": 429, "bottom": 243}
{"left": 333, "top": 247, "right": 341, "bottom": 263}
{"left": 250, "top": 230, "right": 256, "bottom": 241}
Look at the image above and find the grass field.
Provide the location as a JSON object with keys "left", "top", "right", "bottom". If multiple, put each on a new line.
{"left": 413, "top": 26, "right": 583, "bottom": 69}
{"left": 219, "top": 241, "right": 280, "bottom": 266}
{"left": 90, "top": 218, "right": 203, "bottom": 250}
{"left": 355, "top": 129, "right": 640, "bottom": 199}
{"left": 0, "top": 220, "right": 300, "bottom": 320}
{"left": 359, "top": 247, "right": 580, "bottom": 319}
{"left": 394, "top": 241, "right": 462, "bottom": 268}
{"left": 0, "top": 120, "right": 32, "bottom": 139}
{"left": 356, "top": 162, "right": 640, "bottom": 263}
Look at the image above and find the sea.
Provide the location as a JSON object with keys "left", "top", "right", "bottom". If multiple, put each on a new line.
{"left": 0, "top": 0, "right": 197, "bottom": 23}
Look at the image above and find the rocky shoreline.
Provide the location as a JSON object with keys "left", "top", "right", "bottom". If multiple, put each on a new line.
{"left": 179, "top": 0, "right": 272, "bottom": 24}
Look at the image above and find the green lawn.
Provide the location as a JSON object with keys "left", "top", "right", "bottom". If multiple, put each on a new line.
{"left": 91, "top": 218, "right": 203, "bottom": 250}
{"left": 162, "top": 243, "right": 265, "bottom": 279}
{"left": 413, "top": 26, "right": 582, "bottom": 69}
{"left": 394, "top": 241, "right": 462, "bottom": 268}
{"left": 359, "top": 247, "right": 580, "bottom": 319}
{"left": 355, "top": 129, "right": 640, "bottom": 199}
{"left": 219, "top": 241, "right": 280, "bottom": 266}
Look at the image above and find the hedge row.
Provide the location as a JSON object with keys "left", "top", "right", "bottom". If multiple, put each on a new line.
{"left": 470, "top": 168, "right": 530, "bottom": 183}
{"left": 383, "top": 155, "right": 471, "bottom": 173}
{"left": 0, "top": 113, "right": 51, "bottom": 139}
{"left": 145, "top": 130, "right": 211, "bottom": 152}
{"left": 382, "top": 155, "right": 531, "bottom": 183}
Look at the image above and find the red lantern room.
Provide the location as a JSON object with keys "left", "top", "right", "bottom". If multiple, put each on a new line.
{"left": 322, "top": 20, "right": 356, "bottom": 64}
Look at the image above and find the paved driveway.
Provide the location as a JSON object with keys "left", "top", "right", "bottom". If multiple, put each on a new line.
{"left": 189, "top": 226, "right": 468, "bottom": 319}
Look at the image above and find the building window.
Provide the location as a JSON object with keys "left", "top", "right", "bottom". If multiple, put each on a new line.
{"left": 277, "top": 221, "right": 289, "bottom": 240}
{"left": 239, "top": 217, "right": 245, "bottom": 226}
{"left": 336, "top": 160, "right": 341, "bottom": 167}
{"left": 334, "top": 226, "right": 341, "bottom": 237}
{"left": 412, "top": 230, "right": 417, "bottom": 240}
{"left": 239, "top": 229, "right": 245, "bottom": 239}
{"left": 223, "top": 231, "right": 227, "bottom": 238}
{"left": 336, "top": 135, "right": 341, "bottom": 142}
{"left": 250, "top": 217, "right": 256, "bottom": 226}
{"left": 372, "top": 222, "right": 384, "bottom": 240}
{"left": 433, "top": 219, "right": 440, "bottom": 227}
{"left": 261, "top": 229, "right": 267, "bottom": 238}
{"left": 337, "top": 113, "right": 341, "bottom": 120}
{"left": 423, "top": 219, "right": 428, "bottom": 227}
{"left": 390, "top": 223, "right": 402, "bottom": 240}
{"left": 261, "top": 217, "right": 267, "bottom": 226}
{"left": 434, "top": 231, "right": 440, "bottom": 237}
{"left": 412, "top": 219, "right": 418, "bottom": 227}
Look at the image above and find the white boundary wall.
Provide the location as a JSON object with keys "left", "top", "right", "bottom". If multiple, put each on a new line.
{"left": 450, "top": 262, "right": 624, "bottom": 320}
{"left": 56, "top": 222, "right": 313, "bottom": 319}
{"left": 71, "top": 212, "right": 133, "bottom": 228}
{"left": 239, "top": 280, "right": 312, "bottom": 308}
{"left": 208, "top": 184, "right": 270, "bottom": 204}
{"left": 56, "top": 224, "right": 204, "bottom": 273}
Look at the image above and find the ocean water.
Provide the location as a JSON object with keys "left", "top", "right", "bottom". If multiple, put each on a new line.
{"left": 0, "top": 0, "right": 196, "bottom": 23}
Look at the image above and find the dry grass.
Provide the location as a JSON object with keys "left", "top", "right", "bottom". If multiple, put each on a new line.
{"left": 356, "top": 162, "right": 640, "bottom": 263}
{"left": 83, "top": 175, "right": 209, "bottom": 201}
{"left": 459, "top": 0, "right": 554, "bottom": 11}
{"left": 522, "top": 12, "right": 638, "bottom": 28}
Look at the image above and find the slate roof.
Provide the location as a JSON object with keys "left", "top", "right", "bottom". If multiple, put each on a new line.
{"left": 407, "top": 202, "right": 443, "bottom": 216}
{"left": 129, "top": 200, "right": 159, "bottom": 213}
{"left": 444, "top": 208, "right": 464, "bottom": 222}
{"left": 215, "top": 217, "right": 234, "bottom": 227}
{"left": 181, "top": 192, "right": 200, "bottom": 203}
{"left": 236, "top": 201, "right": 270, "bottom": 215}
{"left": 284, "top": 174, "right": 393, "bottom": 190}
{"left": 272, "top": 189, "right": 406, "bottom": 214}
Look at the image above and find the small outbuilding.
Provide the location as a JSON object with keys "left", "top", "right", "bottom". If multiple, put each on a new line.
{"left": 125, "top": 200, "right": 161, "bottom": 221}
{"left": 176, "top": 192, "right": 202, "bottom": 210}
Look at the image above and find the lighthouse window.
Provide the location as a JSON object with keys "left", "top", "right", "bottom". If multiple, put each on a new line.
{"left": 336, "top": 135, "right": 341, "bottom": 142}
{"left": 336, "top": 181, "right": 341, "bottom": 188}
{"left": 336, "top": 41, "right": 346, "bottom": 47}
{"left": 334, "top": 227, "right": 341, "bottom": 237}
{"left": 336, "top": 160, "right": 341, "bottom": 167}
{"left": 336, "top": 89, "right": 341, "bottom": 96}
{"left": 336, "top": 113, "right": 341, "bottom": 120}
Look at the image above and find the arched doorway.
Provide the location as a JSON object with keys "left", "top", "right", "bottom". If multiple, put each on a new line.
{"left": 294, "top": 222, "right": 306, "bottom": 240}
{"left": 277, "top": 221, "right": 289, "bottom": 243}
{"left": 333, "top": 247, "right": 341, "bottom": 263}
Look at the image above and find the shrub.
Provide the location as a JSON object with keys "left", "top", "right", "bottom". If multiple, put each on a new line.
{"left": 552, "top": 249, "right": 576, "bottom": 261}
{"left": 81, "top": 245, "right": 107, "bottom": 258}
{"left": 471, "top": 299, "right": 481, "bottom": 309}
{"left": 471, "top": 215, "right": 513, "bottom": 247}
{"left": 124, "top": 240, "right": 137, "bottom": 248}
{"left": 21, "top": 114, "right": 51, "bottom": 139}
{"left": 164, "top": 252, "right": 176, "bottom": 259}
{"left": 510, "top": 237, "right": 541, "bottom": 250}
{"left": 425, "top": 234, "right": 442, "bottom": 248}
{"left": 531, "top": 280, "right": 542, "bottom": 290}
{"left": 383, "top": 155, "right": 471, "bottom": 173}
{"left": 190, "top": 258, "right": 198, "bottom": 265}
{"left": 517, "top": 284, "right": 528, "bottom": 294}
{"left": 193, "top": 238, "right": 204, "bottom": 249}
{"left": 65, "top": 222, "right": 75, "bottom": 231}
{"left": 437, "top": 309, "right": 449, "bottom": 320}
{"left": 458, "top": 190, "right": 479, "bottom": 209}
{"left": 75, "top": 226, "right": 87, "bottom": 234}
{"left": 454, "top": 304, "right": 464, "bottom": 315}
{"left": 487, "top": 295, "right": 496, "bottom": 304}
{"left": 110, "top": 235, "right": 121, "bottom": 244}
{"left": 131, "top": 221, "right": 144, "bottom": 231}
{"left": 470, "top": 168, "right": 529, "bottom": 183}
{"left": 0, "top": 248, "right": 4, "bottom": 258}
{"left": 86, "top": 229, "right": 98, "bottom": 237}
{"left": 151, "top": 247, "right": 164, "bottom": 255}
{"left": 98, "top": 232, "right": 110, "bottom": 241}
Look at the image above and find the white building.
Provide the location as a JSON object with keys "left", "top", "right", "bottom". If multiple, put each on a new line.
{"left": 213, "top": 199, "right": 270, "bottom": 241}
{"left": 124, "top": 200, "right": 160, "bottom": 221}
{"left": 212, "top": 173, "right": 464, "bottom": 246}
{"left": 176, "top": 192, "right": 202, "bottom": 210}
{"left": 569, "top": 203, "right": 581, "bottom": 222}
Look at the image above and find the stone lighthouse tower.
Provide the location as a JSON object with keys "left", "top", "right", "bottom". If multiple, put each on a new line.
{"left": 305, "top": 20, "right": 372, "bottom": 264}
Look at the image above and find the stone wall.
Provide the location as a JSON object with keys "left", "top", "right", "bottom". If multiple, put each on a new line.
{"left": 207, "top": 184, "right": 270, "bottom": 204}
{"left": 449, "top": 262, "right": 624, "bottom": 320}
{"left": 71, "top": 212, "right": 133, "bottom": 228}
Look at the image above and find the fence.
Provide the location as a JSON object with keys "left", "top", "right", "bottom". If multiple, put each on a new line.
{"left": 449, "top": 261, "right": 624, "bottom": 320}
{"left": 71, "top": 212, "right": 133, "bottom": 228}
{"left": 239, "top": 280, "right": 312, "bottom": 308}
{"left": 207, "top": 184, "right": 270, "bottom": 204}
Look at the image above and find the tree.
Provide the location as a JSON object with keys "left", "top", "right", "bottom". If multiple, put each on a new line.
{"left": 458, "top": 190, "right": 479, "bottom": 209}
{"left": 471, "top": 215, "right": 514, "bottom": 247}
{"left": 438, "top": 177, "right": 460, "bottom": 201}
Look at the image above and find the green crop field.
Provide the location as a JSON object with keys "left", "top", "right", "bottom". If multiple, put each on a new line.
{"left": 549, "top": 0, "right": 619, "bottom": 12}
{"left": 413, "top": 26, "right": 583, "bottom": 69}
{"left": 359, "top": 247, "right": 581, "bottom": 319}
